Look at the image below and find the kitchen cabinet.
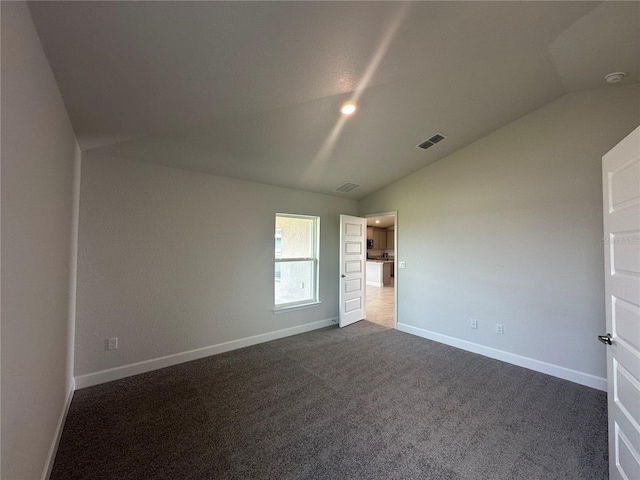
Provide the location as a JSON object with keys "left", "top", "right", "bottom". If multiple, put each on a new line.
{"left": 386, "top": 229, "right": 394, "bottom": 250}
{"left": 367, "top": 227, "right": 374, "bottom": 241}
{"left": 366, "top": 261, "right": 392, "bottom": 287}
{"left": 373, "top": 228, "right": 386, "bottom": 249}
{"left": 367, "top": 226, "right": 391, "bottom": 250}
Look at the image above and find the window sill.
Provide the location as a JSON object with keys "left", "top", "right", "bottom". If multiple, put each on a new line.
{"left": 273, "top": 301, "right": 322, "bottom": 315}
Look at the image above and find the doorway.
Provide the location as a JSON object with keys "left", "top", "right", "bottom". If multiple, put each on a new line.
{"left": 364, "top": 212, "right": 397, "bottom": 328}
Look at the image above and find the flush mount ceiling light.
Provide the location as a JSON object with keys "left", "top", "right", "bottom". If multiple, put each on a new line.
{"left": 605, "top": 72, "right": 627, "bottom": 84}
{"left": 375, "top": 219, "right": 380, "bottom": 224}
{"left": 340, "top": 101, "right": 357, "bottom": 116}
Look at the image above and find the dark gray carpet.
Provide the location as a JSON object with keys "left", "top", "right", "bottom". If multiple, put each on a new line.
{"left": 51, "top": 321, "right": 608, "bottom": 479}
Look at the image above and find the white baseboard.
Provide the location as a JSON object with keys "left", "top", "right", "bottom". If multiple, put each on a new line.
{"left": 42, "top": 379, "right": 75, "bottom": 480}
{"left": 75, "top": 318, "right": 336, "bottom": 389}
{"left": 396, "top": 323, "right": 607, "bottom": 391}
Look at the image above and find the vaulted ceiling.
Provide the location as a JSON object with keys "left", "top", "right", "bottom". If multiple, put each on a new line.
{"left": 28, "top": 1, "right": 640, "bottom": 199}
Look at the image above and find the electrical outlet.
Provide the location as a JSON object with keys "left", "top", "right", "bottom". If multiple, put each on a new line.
{"left": 470, "top": 319, "right": 478, "bottom": 329}
{"left": 399, "top": 261, "right": 406, "bottom": 269}
{"left": 495, "top": 324, "right": 504, "bottom": 335}
{"left": 107, "top": 337, "right": 118, "bottom": 350}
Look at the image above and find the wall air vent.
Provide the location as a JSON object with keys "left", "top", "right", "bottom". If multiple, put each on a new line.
{"left": 416, "top": 132, "right": 447, "bottom": 150}
{"left": 334, "top": 182, "right": 361, "bottom": 194}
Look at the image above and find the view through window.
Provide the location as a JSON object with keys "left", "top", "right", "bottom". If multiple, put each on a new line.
{"left": 275, "top": 214, "right": 319, "bottom": 308}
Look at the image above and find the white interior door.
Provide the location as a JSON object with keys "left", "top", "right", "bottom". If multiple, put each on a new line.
{"left": 339, "top": 214, "right": 366, "bottom": 327}
{"left": 602, "top": 126, "right": 640, "bottom": 480}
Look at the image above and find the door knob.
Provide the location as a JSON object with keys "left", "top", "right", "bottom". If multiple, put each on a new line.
{"left": 598, "top": 333, "right": 612, "bottom": 345}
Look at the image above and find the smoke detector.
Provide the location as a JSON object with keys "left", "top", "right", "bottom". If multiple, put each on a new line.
{"left": 605, "top": 72, "right": 627, "bottom": 84}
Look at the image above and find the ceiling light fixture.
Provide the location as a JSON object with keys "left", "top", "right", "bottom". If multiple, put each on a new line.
{"left": 604, "top": 72, "right": 627, "bottom": 84}
{"left": 375, "top": 219, "right": 380, "bottom": 224}
{"left": 340, "top": 101, "right": 357, "bottom": 116}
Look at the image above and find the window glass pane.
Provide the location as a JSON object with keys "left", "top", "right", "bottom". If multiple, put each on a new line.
{"left": 275, "top": 214, "right": 319, "bottom": 308}
{"left": 274, "top": 263, "right": 281, "bottom": 281}
{"left": 275, "top": 229, "right": 282, "bottom": 259}
{"left": 275, "top": 216, "right": 313, "bottom": 258}
{"left": 275, "top": 260, "right": 314, "bottom": 305}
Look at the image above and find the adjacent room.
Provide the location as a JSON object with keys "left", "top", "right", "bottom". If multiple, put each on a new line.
{"left": 2, "top": 1, "right": 639, "bottom": 479}
{"left": 366, "top": 215, "right": 396, "bottom": 328}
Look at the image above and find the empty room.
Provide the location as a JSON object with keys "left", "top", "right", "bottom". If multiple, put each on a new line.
{"left": 2, "top": 1, "right": 640, "bottom": 479}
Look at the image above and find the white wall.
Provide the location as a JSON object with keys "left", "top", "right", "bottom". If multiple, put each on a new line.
{"left": 359, "top": 85, "right": 639, "bottom": 387}
{"left": 74, "top": 154, "right": 357, "bottom": 379}
{"left": 1, "top": 3, "right": 80, "bottom": 478}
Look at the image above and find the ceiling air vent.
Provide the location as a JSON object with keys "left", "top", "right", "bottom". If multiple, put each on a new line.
{"left": 416, "top": 132, "right": 447, "bottom": 150}
{"left": 334, "top": 182, "right": 361, "bottom": 194}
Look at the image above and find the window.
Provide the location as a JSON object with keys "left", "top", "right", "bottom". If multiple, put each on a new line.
{"left": 274, "top": 214, "right": 319, "bottom": 309}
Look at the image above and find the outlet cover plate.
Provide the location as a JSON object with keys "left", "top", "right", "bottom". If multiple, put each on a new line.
{"left": 107, "top": 337, "right": 118, "bottom": 350}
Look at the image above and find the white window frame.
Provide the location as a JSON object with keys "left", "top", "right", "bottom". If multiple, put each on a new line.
{"left": 274, "top": 213, "right": 320, "bottom": 312}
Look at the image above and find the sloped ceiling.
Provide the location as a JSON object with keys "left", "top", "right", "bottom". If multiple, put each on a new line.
{"left": 28, "top": 1, "right": 640, "bottom": 199}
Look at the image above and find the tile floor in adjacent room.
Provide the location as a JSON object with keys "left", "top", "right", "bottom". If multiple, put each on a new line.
{"left": 365, "top": 277, "right": 395, "bottom": 328}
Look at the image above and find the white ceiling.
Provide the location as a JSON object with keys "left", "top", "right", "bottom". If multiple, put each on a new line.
{"left": 28, "top": 1, "right": 640, "bottom": 199}
{"left": 367, "top": 216, "right": 395, "bottom": 229}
